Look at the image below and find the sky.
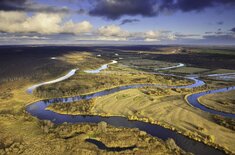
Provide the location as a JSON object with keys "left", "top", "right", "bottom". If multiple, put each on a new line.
{"left": 0, "top": 0, "right": 235, "bottom": 45}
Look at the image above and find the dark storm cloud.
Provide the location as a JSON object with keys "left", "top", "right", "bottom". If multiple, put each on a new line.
{"left": 88, "top": 0, "right": 235, "bottom": 20}
{"left": 175, "top": 0, "right": 235, "bottom": 12}
{"left": 231, "top": 27, "right": 235, "bottom": 32}
{"left": 89, "top": 0, "right": 158, "bottom": 20}
{"left": 120, "top": 19, "right": 140, "bottom": 25}
{"left": 176, "top": 0, "right": 213, "bottom": 12}
{"left": 0, "top": 0, "right": 27, "bottom": 11}
{"left": 0, "top": 0, "right": 70, "bottom": 13}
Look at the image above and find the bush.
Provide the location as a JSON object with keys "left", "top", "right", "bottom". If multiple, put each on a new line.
{"left": 207, "top": 135, "right": 215, "bottom": 143}
{"left": 39, "top": 120, "right": 55, "bottom": 133}
{"left": 98, "top": 121, "right": 107, "bottom": 133}
{"left": 166, "top": 138, "right": 180, "bottom": 151}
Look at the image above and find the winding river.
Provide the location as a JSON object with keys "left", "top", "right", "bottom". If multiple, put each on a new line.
{"left": 27, "top": 69, "right": 78, "bottom": 94}
{"left": 155, "top": 63, "right": 185, "bottom": 71}
{"left": 27, "top": 60, "right": 117, "bottom": 94}
{"left": 187, "top": 86, "right": 235, "bottom": 118}
{"left": 84, "top": 60, "right": 117, "bottom": 74}
{"left": 26, "top": 61, "right": 235, "bottom": 155}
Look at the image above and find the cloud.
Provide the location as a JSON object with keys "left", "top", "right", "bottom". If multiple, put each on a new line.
{"left": 0, "top": 11, "right": 92, "bottom": 34}
{"left": 0, "top": 32, "right": 51, "bottom": 45}
{"left": 89, "top": 0, "right": 158, "bottom": 20}
{"left": 217, "top": 21, "right": 224, "bottom": 25}
{"left": 204, "top": 29, "right": 233, "bottom": 36}
{"left": 144, "top": 30, "right": 179, "bottom": 41}
{"left": 88, "top": 0, "right": 235, "bottom": 20}
{"left": 175, "top": 33, "right": 201, "bottom": 39}
{"left": 76, "top": 27, "right": 175, "bottom": 42}
{"left": 144, "top": 30, "right": 161, "bottom": 41}
{"left": 120, "top": 19, "right": 140, "bottom": 25}
{"left": 95, "top": 26, "right": 181, "bottom": 42}
{"left": 0, "top": 0, "right": 28, "bottom": 11}
{"left": 203, "top": 34, "right": 235, "bottom": 42}
{"left": 0, "top": 35, "right": 49, "bottom": 41}
{"left": 176, "top": 0, "right": 235, "bottom": 12}
{"left": 200, "top": 30, "right": 235, "bottom": 44}
{"left": 62, "top": 20, "right": 93, "bottom": 34}
{"left": 231, "top": 27, "right": 235, "bottom": 32}
{"left": 205, "top": 32, "right": 213, "bottom": 34}
{"left": 1, "top": 0, "right": 234, "bottom": 20}
{"left": 0, "top": 0, "right": 70, "bottom": 13}
{"left": 97, "top": 25, "right": 129, "bottom": 38}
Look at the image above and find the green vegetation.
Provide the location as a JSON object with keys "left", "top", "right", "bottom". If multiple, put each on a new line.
{"left": 0, "top": 52, "right": 73, "bottom": 84}
{"left": 57, "top": 52, "right": 108, "bottom": 70}
{"left": 0, "top": 116, "right": 187, "bottom": 154}
{"left": 47, "top": 85, "right": 235, "bottom": 154}
{"left": 0, "top": 46, "right": 235, "bottom": 154}
{"left": 120, "top": 58, "right": 180, "bottom": 72}
{"left": 47, "top": 99, "right": 95, "bottom": 115}
{"left": 169, "top": 67, "right": 209, "bottom": 74}
{"left": 191, "top": 48, "right": 235, "bottom": 56}
{"left": 0, "top": 49, "right": 193, "bottom": 154}
{"left": 34, "top": 63, "right": 191, "bottom": 98}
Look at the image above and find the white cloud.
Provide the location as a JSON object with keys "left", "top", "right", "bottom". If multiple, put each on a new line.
{"left": 143, "top": 30, "right": 179, "bottom": 41}
{"left": 22, "top": 13, "right": 62, "bottom": 34}
{"left": 0, "top": 35, "right": 49, "bottom": 41}
{"left": 0, "top": 11, "right": 92, "bottom": 34}
{"left": 144, "top": 30, "right": 161, "bottom": 41}
{"left": 62, "top": 20, "right": 92, "bottom": 34}
{"left": 97, "top": 25, "right": 129, "bottom": 38}
{"left": 167, "top": 33, "right": 176, "bottom": 40}
{"left": 0, "top": 12, "right": 197, "bottom": 43}
{"left": 76, "top": 26, "right": 178, "bottom": 42}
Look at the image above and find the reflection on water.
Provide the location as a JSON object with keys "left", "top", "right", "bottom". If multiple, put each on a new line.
{"left": 27, "top": 69, "right": 78, "bottom": 94}
{"left": 26, "top": 61, "right": 233, "bottom": 155}
{"left": 26, "top": 76, "right": 227, "bottom": 155}
{"left": 27, "top": 99, "right": 225, "bottom": 155}
{"left": 155, "top": 63, "right": 185, "bottom": 71}
{"left": 85, "top": 139, "right": 136, "bottom": 152}
{"left": 84, "top": 60, "right": 117, "bottom": 74}
{"left": 187, "top": 86, "right": 235, "bottom": 118}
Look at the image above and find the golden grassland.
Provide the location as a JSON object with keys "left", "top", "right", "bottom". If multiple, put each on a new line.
{"left": 34, "top": 62, "right": 191, "bottom": 98}
{"left": 1, "top": 50, "right": 235, "bottom": 154}
{"left": 0, "top": 51, "right": 192, "bottom": 154}
{"left": 0, "top": 111, "right": 186, "bottom": 155}
{"left": 57, "top": 52, "right": 109, "bottom": 70}
{"left": 47, "top": 85, "right": 235, "bottom": 154}
{"left": 0, "top": 52, "right": 111, "bottom": 115}
{"left": 0, "top": 109, "right": 186, "bottom": 155}
{"left": 199, "top": 90, "right": 235, "bottom": 114}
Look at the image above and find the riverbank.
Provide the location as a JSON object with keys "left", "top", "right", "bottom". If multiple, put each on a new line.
{"left": 198, "top": 89, "right": 235, "bottom": 114}
{"left": 0, "top": 111, "right": 187, "bottom": 154}
{"left": 1, "top": 46, "right": 235, "bottom": 155}
{"left": 45, "top": 87, "right": 235, "bottom": 154}
{"left": 33, "top": 63, "right": 191, "bottom": 98}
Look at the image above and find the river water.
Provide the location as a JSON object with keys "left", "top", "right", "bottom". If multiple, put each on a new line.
{"left": 26, "top": 61, "right": 234, "bottom": 155}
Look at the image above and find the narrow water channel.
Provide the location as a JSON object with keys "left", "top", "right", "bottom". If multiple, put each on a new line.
{"left": 26, "top": 61, "right": 234, "bottom": 155}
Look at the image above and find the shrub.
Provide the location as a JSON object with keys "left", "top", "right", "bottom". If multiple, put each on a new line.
{"left": 98, "top": 121, "right": 107, "bottom": 133}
